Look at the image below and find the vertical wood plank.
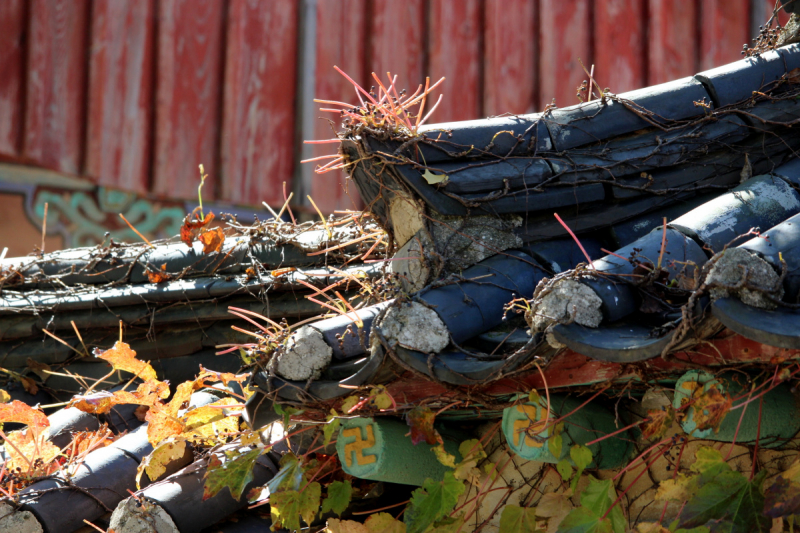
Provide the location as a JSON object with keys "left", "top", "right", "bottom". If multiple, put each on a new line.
{"left": 484, "top": 0, "right": 537, "bottom": 116}
{"left": 0, "top": 0, "right": 25, "bottom": 158}
{"left": 595, "top": 0, "right": 646, "bottom": 93}
{"left": 648, "top": 0, "right": 698, "bottom": 84}
{"left": 86, "top": 0, "right": 155, "bottom": 194}
{"left": 700, "top": 0, "right": 750, "bottom": 70}
{"left": 24, "top": 0, "right": 90, "bottom": 175}
{"left": 428, "top": 0, "right": 482, "bottom": 123}
{"left": 539, "top": 0, "right": 591, "bottom": 108}
{"left": 153, "top": 0, "right": 224, "bottom": 201}
{"left": 370, "top": 0, "right": 425, "bottom": 90}
{"left": 221, "top": 0, "right": 298, "bottom": 206}
{"left": 309, "top": 0, "right": 366, "bottom": 213}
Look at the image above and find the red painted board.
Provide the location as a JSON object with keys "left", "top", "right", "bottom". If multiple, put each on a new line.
{"left": 595, "top": 0, "right": 646, "bottom": 93}
{"left": 85, "top": 0, "right": 155, "bottom": 194}
{"left": 369, "top": 0, "right": 425, "bottom": 93}
{"left": 428, "top": 0, "right": 482, "bottom": 123}
{"left": 648, "top": 0, "right": 698, "bottom": 85}
{"left": 0, "top": 0, "right": 25, "bottom": 158}
{"left": 539, "top": 0, "right": 591, "bottom": 109}
{"left": 221, "top": 0, "right": 298, "bottom": 207}
{"left": 309, "top": 0, "right": 367, "bottom": 213}
{"left": 483, "top": 0, "right": 537, "bottom": 116}
{"left": 153, "top": 0, "right": 224, "bottom": 201}
{"left": 24, "top": 0, "right": 90, "bottom": 175}
{"left": 700, "top": 0, "right": 751, "bottom": 70}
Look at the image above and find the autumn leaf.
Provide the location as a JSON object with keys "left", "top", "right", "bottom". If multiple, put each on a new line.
{"left": 407, "top": 406, "right": 440, "bottom": 446}
{"left": 433, "top": 444, "right": 456, "bottom": 468}
{"left": 267, "top": 453, "right": 306, "bottom": 494}
{"left": 369, "top": 386, "right": 393, "bottom": 410}
{"left": 195, "top": 366, "right": 248, "bottom": 389}
{"left": 677, "top": 470, "right": 769, "bottom": 533}
{"left": 656, "top": 473, "right": 700, "bottom": 503}
{"left": 321, "top": 480, "right": 352, "bottom": 517}
{"left": 499, "top": 505, "right": 541, "bottom": 533}
{"left": 26, "top": 358, "right": 51, "bottom": 382}
{"left": 94, "top": 341, "right": 158, "bottom": 382}
{"left": 0, "top": 400, "right": 48, "bottom": 431}
{"left": 365, "top": 513, "right": 407, "bottom": 533}
{"left": 691, "top": 385, "right": 732, "bottom": 433}
{"left": 326, "top": 519, "right": 369, "bottom": 533}
{"left": 341, "top": 396, "right": 360, "bottom": 414}
{"left": 180, "top": 209, "right": 215, "bottom": 247}
{"left": 69, "top": 379, "right": 169, "bottom": 415}
{"left": 181, "top": 398, "right": 240, "bottom": 444}
{"left": 147, "top": 263, "right": 171, "bottom": 284}
{"left": 0, "top": 389, "right": 10, "bottom": 403}
{"left": 5, "top": 428, "right": 61, "bottom": 473}
{"left": 136, "top": 438, "right": 188, "bottom": 489}
{"left": 199, "top": 227, "right": 225, "bottom": 254}
{"left": 642, "top": 407, "right": 675, "bottom": 440}
{"left": 454, "top": 439, "right": 486, "bottom": 481}
{"left": 270, "top": 483, "right": 322, "bottom": 532}
{"left": 404, "top": 472, "right": 465, "bottom": 533}
{"left": 422, "top": 169, "right": 448, "bottom": 185}
{"left": 203, "top": 447, "right": 262, "bottom": 501}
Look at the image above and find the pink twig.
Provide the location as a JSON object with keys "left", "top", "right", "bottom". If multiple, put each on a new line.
{"left": 554, "top": 213, "right": 594, "bottom": 268}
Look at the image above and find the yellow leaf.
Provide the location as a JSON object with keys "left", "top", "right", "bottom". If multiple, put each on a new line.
{"left": 0, "top": 400, "right": 48, "bottom": 431}
{"left": 325, "top": 519, "right": 369, "bottom": 533}
{"left": 0, "top": 389, "right": 10, "bottom": 403}
{"left": 146, "top": 404, "right": 186, "bottom": 446}
{"left": 422, "top": 169, "right": 448, "bottom": 185}
{"left": 341, "top": 395, "right": 360, "bottom": 413}
{"left": 69, "top": 379, "right": 170, "bottom": 415}
{"left": 95, "top": 341, "right": 157, "bottom": 382}
{"left": 181, "top": 398, "right": 240, "bottom": 444}
{"left": 369, "top": 386, "right": 393, "bottom": 410}
{"left": 6, "top": 429, "right": 60, "bottom": 474}
{"left": 136, "top": 438, "right": 188, "bottom": 489}
{"left": 365, "top": 513, "right": 406, "bottom": 533}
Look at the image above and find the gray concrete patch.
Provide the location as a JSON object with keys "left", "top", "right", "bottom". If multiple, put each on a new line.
{"left": 108, "top": 497, "right": 179, "bottom": 533}
{"left": 380, "top": 301, "right": 450, "bottom": 353}
{"left": 275, "top": 325, "right": 333, "bottom": 381}
{"left": 707, "top": 247, "right": 784, "bottom": 309}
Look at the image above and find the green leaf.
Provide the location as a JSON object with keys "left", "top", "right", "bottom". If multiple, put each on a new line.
{"left": 578, "top": 478, "right": 624, "bottom": 533}
{"left": 548, "top": 433, "right": 563, "bottom": 459}
{"left": 690, "top": 446, "right": 731, "bottom": 483}
{"left": 557, "top": 458, "right": 573, "bottom": 482}
{"left": 404, "top": 472, "right": 466, "bottom": 533}
{"left": 267, "top": 453, "right": 305, "bottom": 494}
{"left": 556, "top": 507, "right": 613, "bottom": 533}
{"left": 321, "top": 480, "right": 352, "bottom": 517}
{"left": 269, "top": 482, "right": 321, "bottom": 531}
{"left": 324, "top": 409, "right": 341, "bottom": 447}
{"left": 570, "top": 445, "right": 593, "bottom": 492}
{"left": 499, "top": 505, "right": 541, "bottom": 533}
{"left": 677, "top": 470, "right": 769, "bottom": 533}
{"left": 365, "top": 512, "right": 406, "bottom": 533}
{"left": 202, "top": 447, "right": 261, "bottom": 501}
{"left": 528, "top": 390, "right": 541, "bottom": 405}
{"left": 274, "top": 403, "right": 303, "bottom": 428}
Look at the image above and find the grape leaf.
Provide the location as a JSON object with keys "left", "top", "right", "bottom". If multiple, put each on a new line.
{"left": 202, "top": 447, "right": 261, "bottom": 501}
{"left": 690, "top": 447, "right": 732, "bottom": 483}
{"left": 326, "top": 519, "right": 369, "bottom": 533}
{"left": 405, "top": 472, "right": 466, "bottom": 533}
{"left": 578, "top": 478, "right": 625, "bottom": 533}
{"left": 324, "top": 409, "right": 341, "bottom": 446}
{"left": 656, "top": 473, "right": 700, "bottom": 502}
{"left": 199, "top": 227, "right": 225, "bottom": 254}
{"left": 407, "top": 406, "right": 439, "bottom": 446}
{"left": 147, "top": 263, "right": 171, "bottom": 284}
{"left": 548, "top": 432, "right": 563, "bottom": 459}
{"left": 557, "top": 458, "right": 573, "bottom": 482}
{"left": 499, "top": 505, "right": 541, "bottom": 533}
{"left": 763, "top": 475, "right": 800, "bottom": 518}
{"left": 181, "top": 398, "right": 240, "bottom": 444}
{"left": 642, "top": 407, "right": 675, "bottom": 440}
{"left": 321, "top": 480, "right": 352, "bottom": 517}
{"left": 181, "top": 210, "right": 215, "bottom": 247}
{"left": 454, "top": 439, "right": 486, "bottom": 480}
{"left": 556, "top": 507, "right": 613, "bottom": 533}
{"left": 94, "top": 341, "right": 157, "bottom": 382}
{"left": 570, "top": 444, "right": 593, "bottom": 491}
{"left": 0, "top": 400, "right": 48, "bottom": 431}
{"left": 270, "top": 482, "right": 321, "bottom": 532}
{"left": 365, "top": 513, "right": 406, "bottom": 533}
{"left": 267, "top": 453, "right": 305, "bottom": 494}
{"left": 369, "top": 386, "right": 393, "bottom": 410}
{"left": 69, "top": 379, "right": 170, "bottom": 415}
{"left": 136, "top": 438, "right": 187, "bottom": 489}
{"left": 0, "top": 389, "right": 10, "bottom": 403}
{"left": 433, "top": 443, "right": 456, "bottom": 468}
{"left": 422, "top": 169, "right": 448, "bottom": 185}
{"left": 274, "top": 403, "right": 304, "bottom": 428}
{"left": 677, "top": 470, "right": 769, "bottom": 533}
{"left": 5, "top": 428, "right": 60, "bottom": 473}
{"left": 691, "top": 386, "right": 732, "bottom": 433}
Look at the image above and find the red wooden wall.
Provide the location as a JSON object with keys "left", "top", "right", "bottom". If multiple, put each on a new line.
{"left": 0, "top": 0, "right": 785, "bottom": 213}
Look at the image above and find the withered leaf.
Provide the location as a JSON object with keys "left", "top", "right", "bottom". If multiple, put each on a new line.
{"left": 180, "top": 210, "right": 215, "bottom": 247}
{"left": 199, "top": 227, "right": 225, "bottom": 254}
{"left": 147, "top": 263, "right": 171, "bottom": 284}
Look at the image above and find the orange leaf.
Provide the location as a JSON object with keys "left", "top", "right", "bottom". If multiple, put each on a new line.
{"left": 67, "top": 428, "right": 115, "bottom": 457}
{"left": 642, "top": 407, "right": 675, "bottom": 440}
{"left": 692, "top": 385, "right": 732, "bottom": 432}
{"left": 0, "top": 400, "right": 48, "bottom": 431}
{"left": 94, "top": 341, "right": 157, "bottom": 382}
{"left": 68, "top": 380, "right": 170, "bottom": 415}
{"left": 195, "top": 366, "right": 248, "bottom": 389}
{"left": 146, "top": 404, "right": 186, "bottom": 446}
{"left": 180, "top": 210, "right": 215, "bottom": 247}
{"left": 5, "top": 429, "right": 60, "bottom": 473}
{"left": 198, "top": 227, "right": 225, "bottom": 254}
{"left": 147, "top": 263, "right": 171, "bottom": 284}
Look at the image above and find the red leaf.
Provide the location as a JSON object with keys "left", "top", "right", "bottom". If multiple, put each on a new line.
{"left": 406, "top": 406, "right": 440, "bottom": 446}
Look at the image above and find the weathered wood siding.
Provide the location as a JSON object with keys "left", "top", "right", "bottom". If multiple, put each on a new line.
{"left": 0, "top": 0, "right": 782, "bottom": 210}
